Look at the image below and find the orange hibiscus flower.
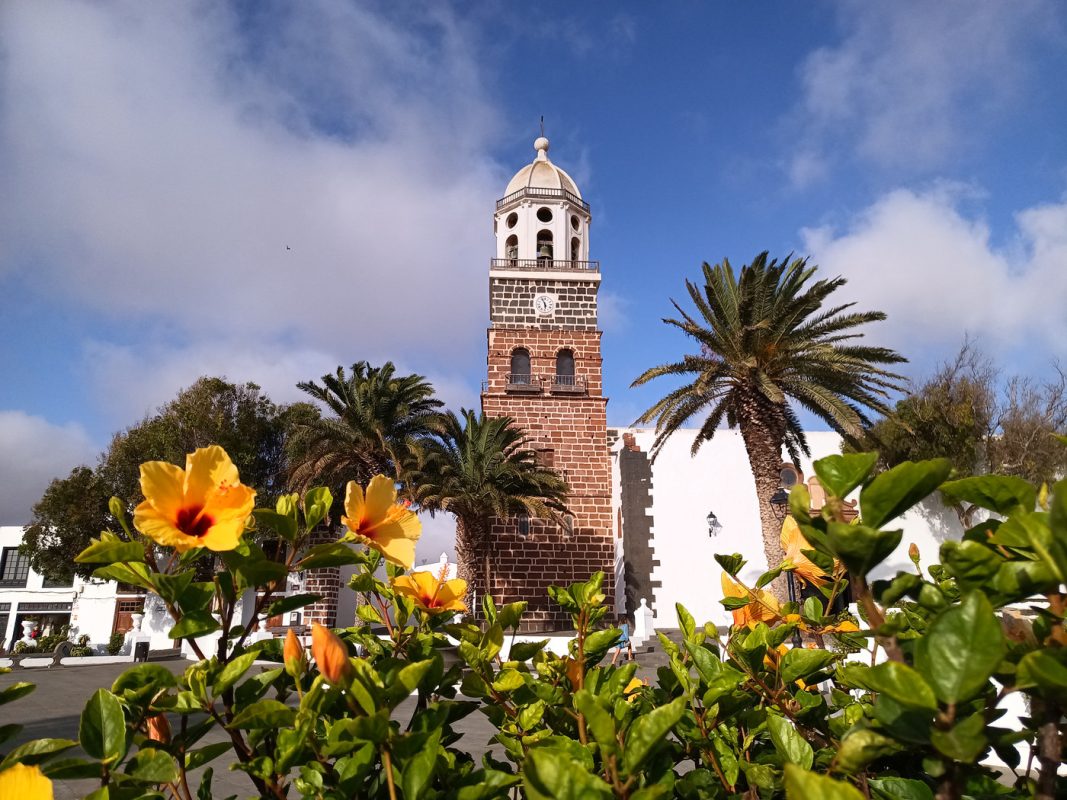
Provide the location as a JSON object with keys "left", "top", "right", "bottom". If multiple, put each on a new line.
{"left": 0, "top": 763, "right": 52, "bottom": 799}
{"left": 133, "top": 445, "right": 255, "bottom": 553}
{"left": 721, "top": 573, "right": 780, "bottom": 628}
{"left": 392, "top": 569, "right": 467, "bottom": 614}
{"left": 341, "top": 475, "right": 421, "bottom": 569}
{"left": 780, "top": 516, "right": 830, "bottom": 588}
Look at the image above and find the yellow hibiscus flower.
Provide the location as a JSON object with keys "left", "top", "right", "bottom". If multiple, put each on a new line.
{"left": 623, "top": 676, "right": 648, "bottom": 702}
{"left": 0, "top": 763, "right": 53, "bottom": 799}
{"left": 392, "top": 569, "right": 467, "bottom": 614}
{"left": 721, "top": 573, "right": 780, "bottom": 628}
{"left": 133, "top": 445, "right": 255, "bottom": 553}
{"left": 341, "top": 475, "right": 421, "bottom": 569}
{"left": 781, "top": 516, "right": 830, "bottom": 588}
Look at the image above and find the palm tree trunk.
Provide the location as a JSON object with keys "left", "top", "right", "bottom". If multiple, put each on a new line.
{"left": 454, "top": 516, "right": 481, "bottom": 610}
{"left": 738, "top": 398, "right": 789, "bottom": 600}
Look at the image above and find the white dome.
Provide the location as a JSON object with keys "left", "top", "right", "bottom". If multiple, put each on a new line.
{"left": 503, "top": 137, "right": 582, "bottom": 199}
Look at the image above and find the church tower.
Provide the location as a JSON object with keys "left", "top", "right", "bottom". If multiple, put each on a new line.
{"left": 481, "top": 137, "right": 614, "bottom": 630}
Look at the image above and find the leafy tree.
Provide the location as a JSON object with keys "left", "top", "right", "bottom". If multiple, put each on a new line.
{"left": 411, "top": 409, "right": 569, "bottom": 603}
{"left": 633, "top": 252, "right": 905, "bottom": 582}
{"left": 287, "top": 362, "right": 444, "bottom": 498}
{"left": 853, "top": 342, "right": 1067, "bottom": 524}
{"left": 22, "top": 377, "right": 309, "bottom": 580}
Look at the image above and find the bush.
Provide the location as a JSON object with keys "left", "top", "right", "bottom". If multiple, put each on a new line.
{"left": 2, "top": 448, "right": 1064, "bottom": 799}
{"left": 11, "top": 641, "right": 38, "bottom": 655}
{"left": 106, "top": 632, "right": 125, "bottom": 656}
{"left": 70, "top": 645, "right": 93, "bottom": 657}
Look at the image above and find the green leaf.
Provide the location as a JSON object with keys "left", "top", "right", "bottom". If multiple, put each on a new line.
{"left": 1016, "top": 650, "right": 1067, "bottom": 701}
{"left": 303, "top": 486, "right": 333, "bottom": 530}
{"left": 0, "top": 737, "right": 77, "bottom": 770}
{"left": 915, "top": 592, "right": 1004, "bottom": 704}
{"left": 184, "top": 742, "right": 232, "bottom": 770}
{"left": 523, "top": 747, "right": 613, "bottom": 800}
{"left": 714, "top": 553, "right": 745, "bottom": 576}
{"left": 296, "top": 541, "right": 359, "bottom": 570}
{"left": 756, "top": 567, "right": 783, "bottom": 589}
{"left": 92, "top": 560, "right": 152, "bottom": 589}
{"left": 862, "top": 661, "right": 938, "bottom": 712}
{"left": 781, "top": 648, "right": 835, "bottom": 685}
{"left": 574, "top": 690, "right": 617, "bottom": 755}
{"left": 789, "top": 483, "right": 813, "bottom": 524}
{"left": 253, "top": 508, "right": 298, "bottom": 542}
{"left": 508, "top": 639, "right": 548, "bottom": 662}
{"left": 860, "top": 459, "right": 952, "bottom": 529}
{"left": 169, "top": 611, "right": 221, "bottom": 640}
{"left": 401, "top": 728, "right": 441, "bottom": 800}
{"left": 767, "top": 714, "right": 813, "bottom": 770}
{"left": 868, "top": 777, "right": 934, "bottom": 800}
{"left": 676, "top": 603, "right": 695, "bottom": 640}
{"left": 492, "top": 669, "right": 526, "bottom": 693}
{"left": 151, "top": 571, "right": 194, "bottom": 605}
{"left": 784, "top": 765, "right": 864, "bottom": 800}
{"left": 0, "top": 681, "right": 35, "bottom": 706}
{"left": 76, "top": 531, "right": 145, "bottom": 564}
{"left": 827, "top": 522, "right": 902, "bottom": 577}
{"left": 835, "top": 729, "right": 901, "bottom": 773}
{"left": 622, "top": 696, "right": 685, "bottom": 775}
{"left": 111, "top": 664, "right": 177, "bottom": 699}
{"left": 930, "top": 712, "right": 986, "bottom": 763}
{"left": 79, "top": 689, "right": 127, "bottom": 762}
{"left": 265, "top": 593, "right": 321, "bottom": 617}
{"left": 228, "top": 698, "right": 297, "bottom": 729}
{"left": 939, "top": 475, "right": 1036, "bottom": 516}
{"left": 213, "top": 651, "right": 258, "bottom": 695}
{"left": 814, "top": 453, "right": 878, "bottom": 499}
{"left": 939, "top": 541, "right": 1001, "bottom": 592}
{"left": 125, "top": 748, "right": 179, "bottom": 784}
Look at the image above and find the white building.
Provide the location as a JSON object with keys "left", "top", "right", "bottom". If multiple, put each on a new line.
{"left": 610, "top": 428, "right": 964, "bottom": 630}
{"left": 0, "top": 525, "right": 175, "bottom": 653}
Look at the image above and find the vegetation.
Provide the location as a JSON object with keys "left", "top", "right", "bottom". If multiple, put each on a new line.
{"left": 287, "top": 361, "right": 444, "bottom": 497}
{"left": 2, "top": 446, "right": 1064, "bottom": 799}
{"left": 852, "top": 342, "right": 1067, "bottom": 524}
{"left": 411, "top": 409, "right": 569, "bottom": 603}
{"left": 633, "top": 253, "right": 905, "bottom": 584}
{"left": 22, "top": 377, "right": 311, "bottom": 580}
{"left": 107, "top": 632, "right": 126, "bottom": 656}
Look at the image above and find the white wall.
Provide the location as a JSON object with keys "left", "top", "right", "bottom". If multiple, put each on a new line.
{"left": 611, "top": 430, "right": 963, "bottom": 630}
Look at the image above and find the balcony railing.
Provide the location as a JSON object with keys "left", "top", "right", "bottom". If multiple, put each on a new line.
{"left": 496, "top": 186, "right": 589, "bottom": 211}
{"left": 491, "top": 258, "right": 599, "bottom": 273}
{"left": 549, "top": 374, "right": 587, "bottom": 393}
{"left": 481, "top": 375, "right": 589, "bottom": 395}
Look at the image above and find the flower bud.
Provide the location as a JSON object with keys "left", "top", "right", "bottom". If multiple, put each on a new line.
{"left": 908, "top": 543, "right": 920, "bottom": 564}
{"left": 146, "top": 714, "right": 171, "bottom": 743}
{"left": 284, "top": 628, "right": 306, "bottom": 678}
{"left": 311, "top": 623, "right": 352, "bottom": 686}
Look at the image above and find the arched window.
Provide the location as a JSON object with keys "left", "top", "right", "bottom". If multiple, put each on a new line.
{"left": 510, "top": 348, "right": 531, "bottom": 385}
{"left": 536, "top": 230, "right": 553, "bottom": 261}
{"left": 570, "top": 236, "right": 580, "bottom": 261}
{"left": 505, "top": 234, "right": 518, "bottom": 262}
{"left": 555, "top": 348, "right": 575, "bottom": 388}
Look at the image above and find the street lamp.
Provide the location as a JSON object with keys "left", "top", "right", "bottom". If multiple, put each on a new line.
{"left": 769, "top": 486, "right": 803, "bottom": 647}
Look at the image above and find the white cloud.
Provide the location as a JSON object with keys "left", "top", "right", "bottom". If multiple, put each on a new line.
{"left": 800, "top": 186, "right": 1067, "bottom": 365}
{"left": 0, "top": 411, "right": 97, "bottom": 524}
{"left": 792, "top": 0, "right": 1059, "bottom": 178}
{"left": 83, "top": 338, "right": 481, "bottom": 429}
{"left": 0, "top": 1, "right": 499, "bottom": 363}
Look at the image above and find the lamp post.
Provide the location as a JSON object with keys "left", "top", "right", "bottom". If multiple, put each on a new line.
{"left": 769, "top": 487, "right": 803, "bottom": 648}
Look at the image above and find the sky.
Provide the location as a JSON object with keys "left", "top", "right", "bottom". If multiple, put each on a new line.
{"left": 1, "top": 1, "right": 1066, "bottom": 559}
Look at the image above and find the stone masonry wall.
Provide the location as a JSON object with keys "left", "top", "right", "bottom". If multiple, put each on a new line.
{"left": 482, "top": 327, "right": 614, "bottom": 630}
{"left": 489, "top": 277, "right": 599, "bottom": 330}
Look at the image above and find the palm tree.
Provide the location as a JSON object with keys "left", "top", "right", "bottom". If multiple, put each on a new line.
{"left": 632, "top": 252, "right": 905, "bottom": 582}
{"left": 411, "top": 409, "right": 569, "bottom": 606}
{"left": 288, "top": 362, "right": 444, "bottom": 495}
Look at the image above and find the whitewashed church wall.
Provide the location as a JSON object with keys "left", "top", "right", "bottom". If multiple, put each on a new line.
{"left": 612, "top": 430, "right": 965, "bottom": 630}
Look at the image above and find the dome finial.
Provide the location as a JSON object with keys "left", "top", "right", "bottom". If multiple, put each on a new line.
{"left": 534, "top": 135, "right": 549, "bottom": 161}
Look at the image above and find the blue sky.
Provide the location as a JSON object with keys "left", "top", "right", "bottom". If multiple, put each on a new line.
{"left": 2, "top": 1, "right": 1066, "bottom": 536}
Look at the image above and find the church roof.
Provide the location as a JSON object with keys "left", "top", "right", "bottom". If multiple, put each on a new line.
{"left": 503, "top": 137, "right": 582, "bottom": 199}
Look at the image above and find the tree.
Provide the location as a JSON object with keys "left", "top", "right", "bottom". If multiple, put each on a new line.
{"left": 854, "top": 342, "right": 1067, "bottom": 524}
{"left": 287, "top": 362, "right": 444, "bottom": 498}
{"left": 411, "top": 409, "right": 569, "bottom": 604}
{"left": 23, "top": 378, "right": 309, "bottom": 580}
{"left": 632, "top": 252, "right": 905, "bottom": 582}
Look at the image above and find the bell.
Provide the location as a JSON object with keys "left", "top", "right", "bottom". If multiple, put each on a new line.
{"left": 538, "top": 243, "right": 552, "bottom": 258}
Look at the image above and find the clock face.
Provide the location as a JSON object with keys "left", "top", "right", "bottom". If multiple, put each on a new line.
{"left": 533, "top": 294, "right": 556, "bottom": 316}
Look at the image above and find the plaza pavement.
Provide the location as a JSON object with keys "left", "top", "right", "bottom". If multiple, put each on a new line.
{"left": 0, "top": 659, "right": 659, "bottom": 798}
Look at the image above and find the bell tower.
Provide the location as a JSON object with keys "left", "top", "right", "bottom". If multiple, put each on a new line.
{"left": 482, "top": 136, "right": 614, "bottom": 630}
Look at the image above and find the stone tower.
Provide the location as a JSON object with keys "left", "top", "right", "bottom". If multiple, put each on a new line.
{"left": 481, "top": 137, "right": 614, "bottom": 630}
